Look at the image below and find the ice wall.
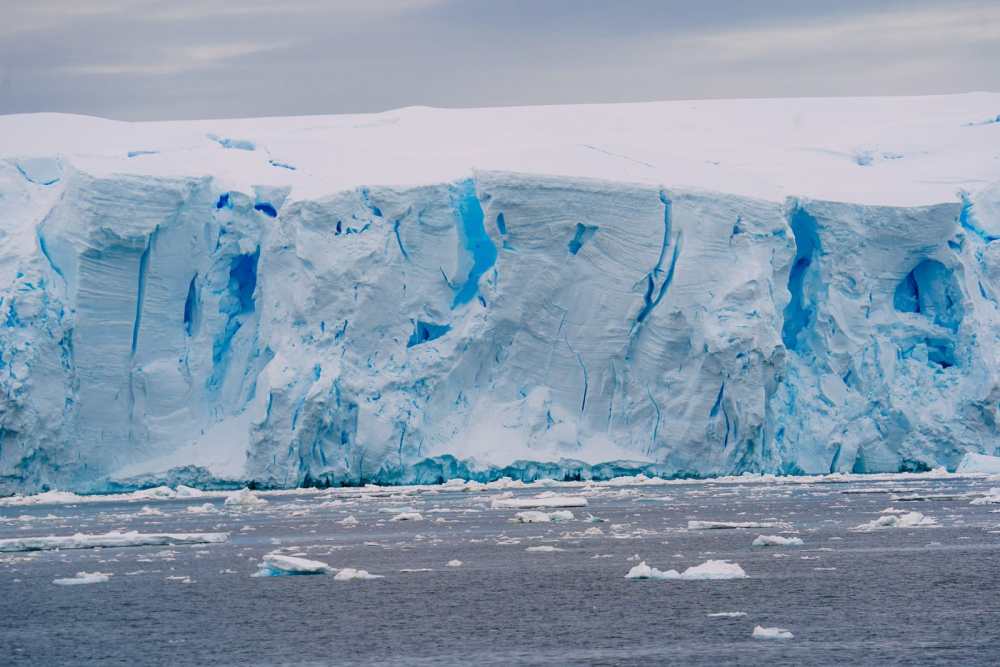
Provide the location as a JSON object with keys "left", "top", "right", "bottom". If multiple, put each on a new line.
{"left": 0, "top": 162, "right": 998, "bottom": 492}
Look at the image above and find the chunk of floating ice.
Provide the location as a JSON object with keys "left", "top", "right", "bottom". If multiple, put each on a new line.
{"left": 753, "top": 626, "right": 794, "bottom": 639}
{"left": 525, "top": 545, "right": 563, "bottom": 552}
{"left": 970, "top": 488, "right": 1000, "bottom": 505}
{"left": 53, "top": 571, "right": 111, "bottom": 586}
{"left": 0, "top": 531, "right": 229, "bottom": 552}
{"left": 137, "top": 506, "right": 165, "bottom": 516}
{"left": 854, "top": 511, "right": 937, "bottom": 530}
{"left": 446, "top": 559, "right": 463, "bottom": 567}
{"left": 513, "top": 510, "right": 574, "bottom": 523}
{"left": 390, "top": 512, "right": 424, "bottom": 522}
{"left": 224, "top": 489, "right": 268, "bottom": 508}
{"left": 339, "top": 515, "right": 359, "bottom": 526}
{"left": 255, "top": 553, "right": 333, "bottom": 576}
{"left": 688, "top": 520, "right": 787, "bottom": 530}
{"left": 752, "top": 535, "right": 804, "bottom": 547}
{"left": 186, "top": 503, "right": 218, "bottom": 514}
{"left": 492, "top": 495, "right": 588, "bottom": 509}
{"left": 334, "top": 568, "right": 382, "bottom": 581}
{"left": 707, "top": 612, "right": 748, "bottom": 618}
{"left": 625, "top": 559, "right": 747, "bottom": 581}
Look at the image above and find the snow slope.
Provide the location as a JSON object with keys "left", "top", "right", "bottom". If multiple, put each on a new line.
{"left": 0, "top": 93, "right": 998, "bottom": 493}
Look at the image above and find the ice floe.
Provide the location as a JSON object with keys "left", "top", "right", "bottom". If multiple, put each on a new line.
{"left": 854, "top": 511, "right": 937, "bottom": 530}
{"left": 53, "top": 571, "right": 112, "bottom": 586}
{"left": 0, "top": 530, "right": 228, "bottom": 552}
{"left": 513, "top": 510, "right": 574, "bottom": 523}
{"left": 752, "top": 535, "right": 804, "bottom": 547}
{"left": 625, "top": 559, "right": 747, "bottom": 581}
{"left": 753, "top": 626, "right": 794, "bottom": 639}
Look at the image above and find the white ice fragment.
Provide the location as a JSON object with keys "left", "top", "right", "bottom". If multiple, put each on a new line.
{"left": 707, "top": 612, "right": 748, "bottom": 618}
{"left": 186, "top": 503, "right": 218, "bottom": 514}
{"left": 446, "top": 559, "right": 463, "bottom": 567}
{"left": 752, "top": 535, "right": 804, "bottom": 547}
{"left": 492, "top": 495, "right": 588, "bottom": 509}
{"left": 525, "top": 545, "right": 563, "bottom": 552}
{"left": 339, "top": 515, "right": 359, "bottom": 526}
{"left": 224, "top": 489, "right": 268, "bottom": 508}
{"left": 390, "top": 512, "right": 424, "bottom": 522}
{"left": 970, "top": 488, "right": 1000, "bottom": 505}
{"left": 0, "top": 531, "right": 228, "bottom": 552}
{"left": 334, "top": 568, "right": 382, "bottom": 581}
{"left": 854, "top": 511, "right": 937, "bottom": 530}
{"left": 53, "top": 571, "right": 111, "bottom": 586}
{"left": 625, "top": 559, "right": 747, "bottom": 581}
{"left": 753, "top": 626, "right": 794, "bottom": 639}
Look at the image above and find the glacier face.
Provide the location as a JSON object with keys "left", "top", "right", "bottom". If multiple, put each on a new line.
{"left": 1, "top": 95, "right": 999, "bottom": 493}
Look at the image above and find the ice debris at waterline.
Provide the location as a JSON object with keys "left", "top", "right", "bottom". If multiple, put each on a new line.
{"left": 625, "top": 559, "right": 747, "bottom": 581}
{"left": 491, "top": 495, "right": 588, "bottom": 509}
{"left": 1, "top": 94, "right": 999, "bottom": 494}
{"left": 0, "top": 531, "right": 229, "bottom": 552}
{"left": 53, "top": 572, "right": 112, "bottom": 586}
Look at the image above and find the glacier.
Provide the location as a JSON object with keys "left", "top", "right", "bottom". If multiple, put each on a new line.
{"left": 0, "top": 93, "right": 998, "bottom": 494}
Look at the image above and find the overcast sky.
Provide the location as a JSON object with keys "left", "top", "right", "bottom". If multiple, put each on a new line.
{"left": 1, "top": 0, "right": 997, "bottom": 120}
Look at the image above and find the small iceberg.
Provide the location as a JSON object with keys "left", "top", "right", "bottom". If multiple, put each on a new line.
{"left": 708, "top": 612, "right": 748, "bottom": 618}
{"left": 854, "top": 511, "right": 937, "bottom": 530}
{"left": 54, "top": 571, "right": 112, "bottom": 586}
{"left": 753, "top": 626, "right": 794, "bottom": 639}
{"left": 752, "top": 535, "right": 804, "bottom": 547}
{"left": 970, "top": 488, "right": 1000, "bottom": 505}
{"left": 625, "top": 559, "right": 747, "bottom": 581}
{"left": 255, "top": 553, "right": 333, "bottom": 576}
{"left": 446, "top": 559, "right": 463, "bottom": 567}
{"left": 525, "top": 545, "right": 563, "bottom": 552}
{"left": 390, "top": 512, "right": 424, "bottom": 522}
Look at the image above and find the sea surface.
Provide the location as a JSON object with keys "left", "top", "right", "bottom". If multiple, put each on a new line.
{"left": 2, "top": 475, "right": 1000, "bottom": 666}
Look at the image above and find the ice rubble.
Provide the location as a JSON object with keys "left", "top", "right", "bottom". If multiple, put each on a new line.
{"left": 1, "top": 94, "right": 999, "bottom": 494}
{"left": 625, "top": 559, "right": 747, "bottom": 581}
{"left": 0, "top": 530, "right": 228, "bottom": 552}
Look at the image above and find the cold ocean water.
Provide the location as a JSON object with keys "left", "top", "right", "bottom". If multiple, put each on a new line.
{"left": 1, "top": 475, "right": 999, "bottom": 666}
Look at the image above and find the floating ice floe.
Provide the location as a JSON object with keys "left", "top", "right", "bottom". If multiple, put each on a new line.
{"left": 0, "top": 530, "right": 229, "bottom": 552}
{"left": 708, "top": 612, "right": 748, "bottom": 618}
{"left": 334, "top": 568, "right": 382, "bottom": 581}
{"left": 625, "top": 559, "right": 747, "bottom": 581}
{"left": 970, "top": 488, "right": 1000, "bottom": 505}
{"left": 513, "top": 510, "right": 574, "bottom": 523}
{"left": 53, "top": 571, "right": 112, "bottom": 586}
{"left": 492, "top": 494, "right": 588, "bottom": 509}
{"left": 854, "top": 511, "right": 937, "bottom": 530}
{"left": 525, "top": 545, "right": 563, "bottom": 552}
{"left": 753, "top": 626, "right": 794, "bottom": 639}
{"left": 186, "top": 503, "right": 218, "bottom": 514}
{"left": 752, "top": 535, "right": 804, "bottom": 547}
{"left": 339, "top": 515, "right": 359, "bottom": 526}
{"left": 224, "top": 489, "right": 268, "bottom": 508}
{"left": 390, "top": 512, "right": 424, "bottom": 522}
{"left": 688, "top": 520, "right": 787, "bottom": 530}
{"left": 255, "top": 553, "right": 333, "bottom": 576}
{"left": 446, "top": 559, "right": 463, "bottom": 567}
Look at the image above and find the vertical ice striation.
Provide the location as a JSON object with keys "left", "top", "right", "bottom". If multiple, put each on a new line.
{"left": 0, "top": 162, "right": 998, "bottom": 492}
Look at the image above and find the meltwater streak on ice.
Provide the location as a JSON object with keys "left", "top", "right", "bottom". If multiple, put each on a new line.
{"left": 0, "top": 94, "right": 998, "bottom": 493}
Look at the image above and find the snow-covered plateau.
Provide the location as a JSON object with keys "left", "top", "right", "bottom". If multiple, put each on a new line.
{"left": 0, "top": 93, "right": 998, "bottom": 494}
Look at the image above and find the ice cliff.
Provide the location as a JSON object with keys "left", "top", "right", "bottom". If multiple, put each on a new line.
{"left": 0, "top": 94, "right": 998, "bottom": 493}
